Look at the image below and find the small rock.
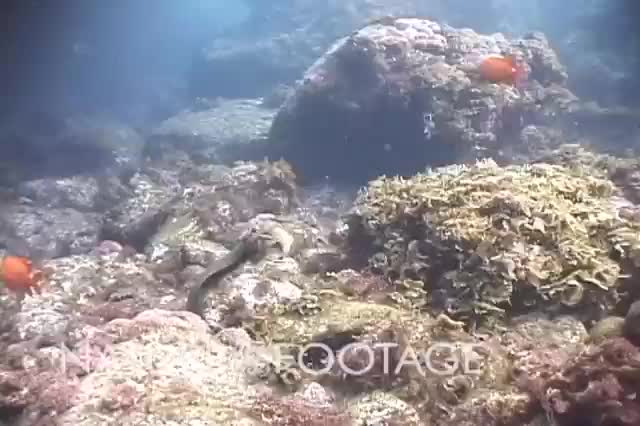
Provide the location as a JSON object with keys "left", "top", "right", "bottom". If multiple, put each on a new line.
{"left": 589, "top": 316, "right": 625, "bottom": 343}
{"left": 296, "top": 382, "right": 335, "bottom": 406}
{"left": 348, "top": 391, "right": 421, "bottom": 425}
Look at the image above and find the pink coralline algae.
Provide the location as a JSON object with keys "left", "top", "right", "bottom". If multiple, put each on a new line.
{"left": 521, "top": 337, "right": 640, "bottom": 426}
{"left": 0, "top": 368, "right": 80, "bottom": 425}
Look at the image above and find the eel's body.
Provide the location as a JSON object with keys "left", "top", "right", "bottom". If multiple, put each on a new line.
{"left": 185, "top": 236, "right": 260, "bottom": 319}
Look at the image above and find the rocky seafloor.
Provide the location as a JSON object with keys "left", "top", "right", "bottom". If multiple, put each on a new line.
{"left": 2, "top": 16, "right": 640, "bottom": 426}
{"left": 2, "top": 148, "right": 640, "bottom": 426}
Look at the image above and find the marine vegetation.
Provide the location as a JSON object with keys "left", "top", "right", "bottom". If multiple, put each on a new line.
{"left": 345, "top": 158, "right": 640, "bottom": 329}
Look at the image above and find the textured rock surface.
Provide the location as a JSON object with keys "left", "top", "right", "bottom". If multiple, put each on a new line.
{"left": 145, "top": 99, "right": 277, "bottom": 164}
{"left": 0, "top": 116, "right": 143, "bottom": 259}
{"left": 0, "top": 173, "right": 132, "bottom": 259}
{"left": 16, "top": 175, "right": 129, "bottom": 212}
{"left": 58, "top": 309, "right": 266, "bottom": 425}
{"left": 269, "top": 18, "right": 571, "bottom": 183}
{"left": 0, "top": 202, "right": 102, "bottom": 259}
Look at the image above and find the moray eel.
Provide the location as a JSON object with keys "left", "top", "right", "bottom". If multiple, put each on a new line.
{"left": 186, "top": 231, "right": 263, "bottom": 319}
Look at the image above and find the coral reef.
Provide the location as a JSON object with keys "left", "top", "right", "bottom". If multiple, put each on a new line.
{"left": 344, "top": 159, "right": 640, "bottom": 328}
{"left": 0, "top": 90, "right": 638, "bottom": 426}
{"left": 5, "top": 3, "right": 640, "bottom": 425}
{"left": 1, "top": 151, "right": 628, "bottom": 425}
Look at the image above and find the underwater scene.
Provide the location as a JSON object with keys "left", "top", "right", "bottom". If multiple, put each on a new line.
{"left": 1, "top": 0, "right": 640, "bottom": 425}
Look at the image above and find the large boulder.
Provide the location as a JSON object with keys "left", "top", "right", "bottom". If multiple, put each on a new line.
{"left": 268, "top": 18, "right": 570, "bottom": 184}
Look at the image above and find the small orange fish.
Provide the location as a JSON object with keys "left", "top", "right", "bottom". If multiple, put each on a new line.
{"left": 0, "top": 256, "right": 47, "bottom": 298}
{"left": 478, "top": 55, "right": 528, "bottom": 87}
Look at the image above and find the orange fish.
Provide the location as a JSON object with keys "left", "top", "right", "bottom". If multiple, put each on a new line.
{"left": 478, "top": 55, "right": 527, "bottom": 87}
{"left": 0, "top": 256, "right": 47, "bottom": 298}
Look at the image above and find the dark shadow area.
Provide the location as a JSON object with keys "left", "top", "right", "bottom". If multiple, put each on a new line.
{"left": 274, "top": 98, "right": 456, "bottom": 185}
{"left": 0, "top": 0, "right": 247, "bottom": 122}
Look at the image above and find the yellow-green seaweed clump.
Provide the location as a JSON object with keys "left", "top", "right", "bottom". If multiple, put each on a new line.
{"left": 348, "top": 158, "right": 640, "bottom": 328}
